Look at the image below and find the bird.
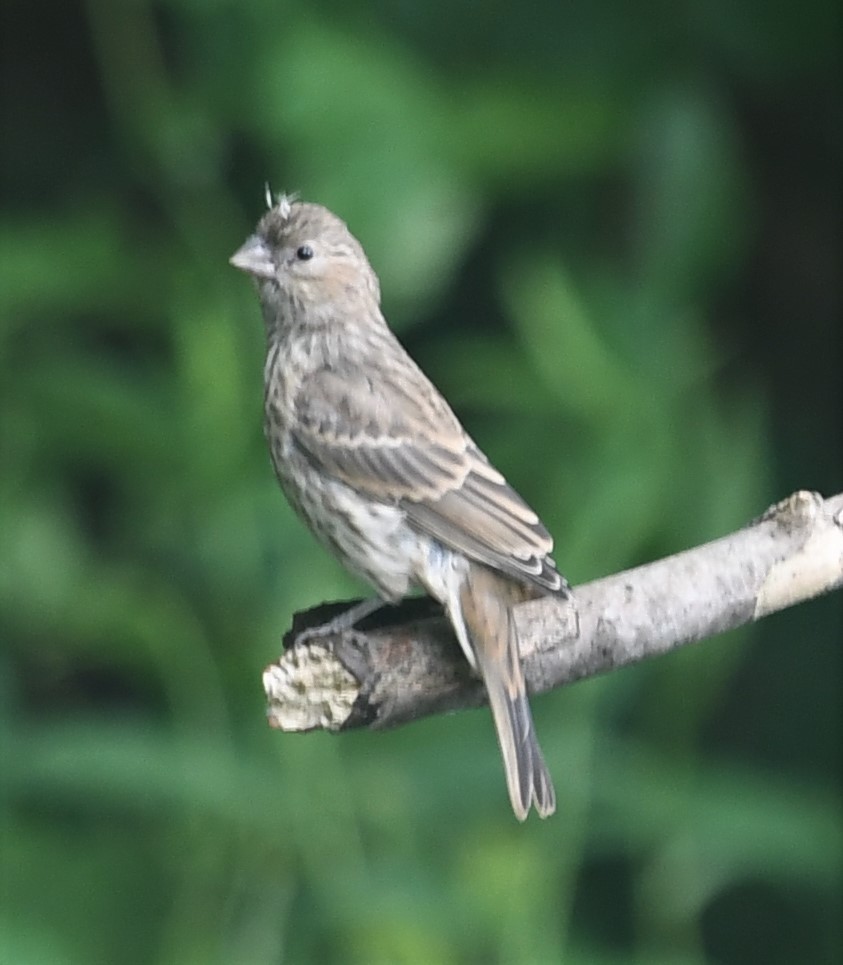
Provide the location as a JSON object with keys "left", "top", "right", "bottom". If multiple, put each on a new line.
{"left": 230, "top": 192, "right": 570, "bottom": 819}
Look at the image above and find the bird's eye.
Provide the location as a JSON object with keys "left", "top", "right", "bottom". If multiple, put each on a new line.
{"left": 296, "top": 245, "right": 314, "bottom": 261}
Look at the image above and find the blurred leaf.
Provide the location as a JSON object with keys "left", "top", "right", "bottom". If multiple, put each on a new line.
{"left": 502, "top": 253, "right": 637, "bottom": 419}
{"left": 630, "top": 84, "right": 752, "bottom": 303}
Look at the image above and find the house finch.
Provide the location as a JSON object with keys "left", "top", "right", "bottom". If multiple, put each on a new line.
{"left": 230, "top": 194, "right": 569, "bottom": 820}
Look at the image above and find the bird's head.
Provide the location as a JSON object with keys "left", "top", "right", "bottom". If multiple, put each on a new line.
{"left": 230, "top": 193, "right": 381, "bottom": 321}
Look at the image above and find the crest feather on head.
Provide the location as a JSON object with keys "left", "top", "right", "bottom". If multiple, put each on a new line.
{"left": 263, "top": 184, "right": 297, "bottom": 220}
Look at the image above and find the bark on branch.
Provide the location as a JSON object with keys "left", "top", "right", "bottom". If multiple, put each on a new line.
{"left": 263, "top": 490, "right": 843, "bottom": 733}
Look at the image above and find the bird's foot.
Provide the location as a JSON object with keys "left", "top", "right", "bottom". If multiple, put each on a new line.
{"left": 293, "top": 597, "right": 385, "bottom": 646}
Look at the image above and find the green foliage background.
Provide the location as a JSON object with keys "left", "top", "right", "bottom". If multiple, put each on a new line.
{"left": 1, "top": 1, "right": 840, "bottom": 962}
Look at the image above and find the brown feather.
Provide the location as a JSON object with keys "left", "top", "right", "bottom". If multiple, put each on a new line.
{"left": 292, "top": 361, "right": 567, "bottom": 595}
{"left": 458, "top": 564, "right": 556, "bottom": 819}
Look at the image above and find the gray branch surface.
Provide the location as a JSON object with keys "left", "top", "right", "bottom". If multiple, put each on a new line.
{"left": 263, "top": 490, "right": 843, "bottom": 733}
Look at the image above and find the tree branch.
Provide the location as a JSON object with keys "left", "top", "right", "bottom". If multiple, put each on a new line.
{"left": 263, "top": 490, "right": 843, "bottom": 733}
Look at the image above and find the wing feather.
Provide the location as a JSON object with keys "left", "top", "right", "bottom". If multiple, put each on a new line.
{"left": 293, "top": 364, "right": 566, "bottom": 594}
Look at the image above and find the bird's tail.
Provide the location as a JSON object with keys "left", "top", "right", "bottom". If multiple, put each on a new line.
{"left": 457, "top": 564, "right": 556, "bottom": 821}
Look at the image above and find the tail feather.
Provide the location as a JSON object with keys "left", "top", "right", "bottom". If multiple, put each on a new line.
{"left": 484, "top": 663, "right": 556, "bottom": 820}
{"left": 457, "top": 564, "right": 557, "bottom": 820}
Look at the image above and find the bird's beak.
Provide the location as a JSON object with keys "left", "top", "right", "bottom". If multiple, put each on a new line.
{"left": 230, "top": 235, "right": 275, "bottom": 280}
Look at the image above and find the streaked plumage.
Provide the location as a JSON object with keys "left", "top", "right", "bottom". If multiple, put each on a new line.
{"left": 231, "top": 196, "right": 569, "bottom": 819}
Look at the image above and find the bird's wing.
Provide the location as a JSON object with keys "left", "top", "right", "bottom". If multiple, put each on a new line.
{"left": 293, "top": 364, "right": 565, "bottom": 593}
{"left": 292, "top": 364, "right": 467, "bottom": 501}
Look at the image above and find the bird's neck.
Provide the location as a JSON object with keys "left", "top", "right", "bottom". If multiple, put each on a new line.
{"left": 262, "top": 287, "right": 387, "bottom": 353}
